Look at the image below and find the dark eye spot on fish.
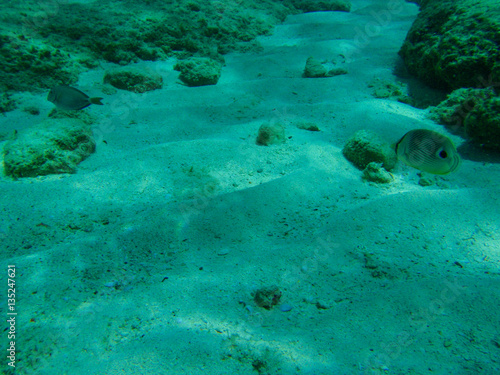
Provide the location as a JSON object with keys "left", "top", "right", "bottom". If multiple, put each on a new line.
{"left": 47, "top": 85, "right": 104, "bottom": 111}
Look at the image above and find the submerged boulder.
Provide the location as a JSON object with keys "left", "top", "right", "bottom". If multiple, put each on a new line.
{"left": 428, "top": 87, "right": 500, "bottom": 150}
{"left": 256, "top": 122, "right": 286, "bottom": 146}
{"left": 464, "top": 96, "right": 500, "bottom": 150}
{"left": 362, "top": 162, "right": 394, "bottom": 184}
{"left": 429, "top": 87, "right": 496, "bottom": 127}
{"left": 342, "top": 130, "right": 397, "bottom": 171}
{"left": 103, "top": 67, "right": 163, "bottom": 93}
{"left": 3, "top": 118, "right": 95, "bottom": 178}
{"left": 303, "top": 56, "right": 328, "bottom": 78}
{"left": 174, "top": 57, "right": 222, "bottom": 87}
{"left": 303, "top": 56, "right": 348, "bottom": 78}
{"left": 399, "top": 0, "right": 500, "bottom": 90}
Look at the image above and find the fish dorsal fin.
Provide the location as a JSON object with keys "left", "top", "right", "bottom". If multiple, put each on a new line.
{"left": 63, "top": 85, "right": 89, "bottom": 99}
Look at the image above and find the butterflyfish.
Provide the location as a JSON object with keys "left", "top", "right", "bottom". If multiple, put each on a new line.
{"left": 48, "top": 85, "right": 103, "bottom": 110}
{"left": 395, "top": 129, "right": 461, "bottom": 175}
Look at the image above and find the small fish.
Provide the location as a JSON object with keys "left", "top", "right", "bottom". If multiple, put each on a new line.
{"left": 395, "top": 129, "right": 461, "bottom": 175}
{"left": 47, "top": 85, "right": 103, "bottom": 110}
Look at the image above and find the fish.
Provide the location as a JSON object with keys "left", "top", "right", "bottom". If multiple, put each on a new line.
{"left": 47, "top": 85, "right": 103, "bottom": 110}
{"left": 395, "top": 129, "right": 461, "bottom": 175}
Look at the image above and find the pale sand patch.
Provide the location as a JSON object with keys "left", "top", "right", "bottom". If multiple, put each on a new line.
{"left": 1, "top": 1, "right": 499, "bottom": 374}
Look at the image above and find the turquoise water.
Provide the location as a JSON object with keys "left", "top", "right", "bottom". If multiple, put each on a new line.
{"left": 1, "top": 1, "right": 499, "bottom": 374}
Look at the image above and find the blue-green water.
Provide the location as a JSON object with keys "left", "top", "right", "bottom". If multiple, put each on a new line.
{"left": 0, "top": 1, "right": 499, "bottom": 374}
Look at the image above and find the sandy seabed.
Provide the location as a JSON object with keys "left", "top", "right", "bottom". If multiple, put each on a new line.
{"left": 1, "top": 1, "right": 500, "bottom": 374}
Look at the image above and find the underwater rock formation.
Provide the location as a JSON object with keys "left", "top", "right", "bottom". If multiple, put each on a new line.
{"left": 253, "top": 286, "right": 282, "bottom": 310}
{"left": 256, "top": 122, "right": 286, "bottom": 146}
{"left": 303, "top": 56, "right": 348, "bottom": 78}
{"left": 342, "top": 130, "right": 397, "bottom": 171}
{"left": 362, "top": 162, "right": 394, "bottom": 183}
{"left": 3, "top": 118, "right": 95, "bottom": 178}
{"left": 401, "top": 0, "right": 500, "bottom": 151}
{"left": 464, "top": 96, "right": 500, "bottom": 150}
{"left": 429, "top": 87, "right": 500, "bottom": 150}
{"left": 174, "top": 57, "right": 222, "bottom": 86}
{"left": 0, "top": 35, "right": 80, "bottom": 92}
{"left": 303, "top": 56, "right": 328, "bottom": 78}
{"left": 399, "top": 0, "right": 500, "bottom": 90}
{"left": 1, "top": 0, "right": 353, "bottom": 93}
{"left": 429, "top": 88, "right": 496, "bottom": 127}
{"left": 104, "top": 67, "right": 163, "bottom": 93}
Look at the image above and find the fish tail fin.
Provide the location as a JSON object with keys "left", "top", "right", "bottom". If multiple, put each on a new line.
{"left": 90, "top": 97, "right": 104, "bottom": 105}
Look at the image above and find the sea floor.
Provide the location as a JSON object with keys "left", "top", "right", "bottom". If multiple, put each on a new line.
{"left": 1, "top": 1, "right": 500, "bottom": 374}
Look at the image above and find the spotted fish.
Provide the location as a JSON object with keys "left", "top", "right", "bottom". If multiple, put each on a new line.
{"left": 47, "top": 85, "right": 103, "bottom": 110}
{"left": 395, "top": 129, "right": 461, "bottom": 175}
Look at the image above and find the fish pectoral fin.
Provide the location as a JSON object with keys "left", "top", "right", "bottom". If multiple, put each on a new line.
{"left": 90, "top": 97, "right": 104, "bottom": 105}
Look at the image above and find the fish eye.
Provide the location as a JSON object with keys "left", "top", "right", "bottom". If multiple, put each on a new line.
{"left": 438, "top": 149, "right": 448, "bottom": 159}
